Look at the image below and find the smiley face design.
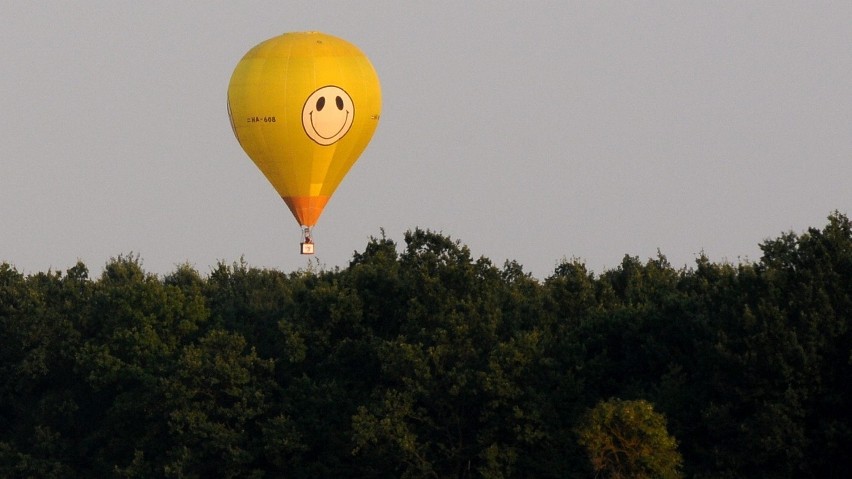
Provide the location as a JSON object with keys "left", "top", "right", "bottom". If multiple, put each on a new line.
{"left": 302, "top": 86, "right": 354, "bottom": 145}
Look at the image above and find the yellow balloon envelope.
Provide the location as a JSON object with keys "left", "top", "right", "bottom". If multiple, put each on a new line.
{"left": 227, "top": 32, "right": 381, "bottom": 245}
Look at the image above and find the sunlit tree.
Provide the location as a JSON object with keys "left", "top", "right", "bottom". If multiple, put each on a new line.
{"left": 576, "top": 398, "right": 682, "bottom": 479}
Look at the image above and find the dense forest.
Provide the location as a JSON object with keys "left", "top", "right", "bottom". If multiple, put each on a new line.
{"left": 1, "top": 213, "right": 850, "bottom": 478}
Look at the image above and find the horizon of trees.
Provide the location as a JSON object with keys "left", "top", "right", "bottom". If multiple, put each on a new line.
{"left": 1, "top": 212, "right": 850, "bottom": 478}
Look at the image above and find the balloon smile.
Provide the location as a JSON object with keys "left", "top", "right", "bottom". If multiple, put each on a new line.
{"left": 310, "top": 109, "right": 349, "bottom": 140}
{"left": 302, "top": 86, "right": 355, "bottom": 145}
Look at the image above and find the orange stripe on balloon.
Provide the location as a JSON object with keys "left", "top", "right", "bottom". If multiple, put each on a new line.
{"left": 282, "top": 196, "right": 330, "bottom": 227}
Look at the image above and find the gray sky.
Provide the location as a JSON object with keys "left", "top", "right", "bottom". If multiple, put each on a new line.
{"left": 2, "top": 1, "right": 851, "bottom": 279}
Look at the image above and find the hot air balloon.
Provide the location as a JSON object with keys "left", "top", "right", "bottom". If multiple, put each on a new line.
{"left": 227, "top": 32, "right": 381, "bottom": 254}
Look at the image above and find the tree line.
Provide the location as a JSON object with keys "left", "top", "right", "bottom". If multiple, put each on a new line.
{"left": 1, "top": 213, "right": 850, "bottom": 478}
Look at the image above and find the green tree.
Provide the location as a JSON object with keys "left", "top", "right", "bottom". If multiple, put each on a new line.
{"left": 0, "top": 263, "right": 91, "bottom": 478}
{"left": 72, "top": 255, "right": 210, "bottom": 475}
{"left": 576, "top": 398, "right": 682, "bottom": 479}
{"left": 160, "top": 329, "right": 275, "bottom": 479}
{"left": 352, "top": 230, "right": 579, "bottom": 478}
{"left": 694, "top": 212, "right": 852, "bottom": 477}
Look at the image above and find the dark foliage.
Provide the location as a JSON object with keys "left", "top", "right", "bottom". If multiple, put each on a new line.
{"left": 1, "top": 214, "right": 850, "bottom": 478}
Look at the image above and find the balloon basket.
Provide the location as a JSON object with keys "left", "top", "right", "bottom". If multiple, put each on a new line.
{"left": 300, "top": 227, "right": 315, "bottom": 255}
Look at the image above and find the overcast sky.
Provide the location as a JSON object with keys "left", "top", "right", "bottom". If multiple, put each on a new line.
{"left": 2, "top": 1, "right": 851, "bottom": 279}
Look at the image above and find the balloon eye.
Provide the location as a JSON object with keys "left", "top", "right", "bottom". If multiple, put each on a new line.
{"left": 336, "top": 96, "right": 344, "bottom": 110}
{"left": 316, "top": 97, "right": 325, "bottom": 111}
